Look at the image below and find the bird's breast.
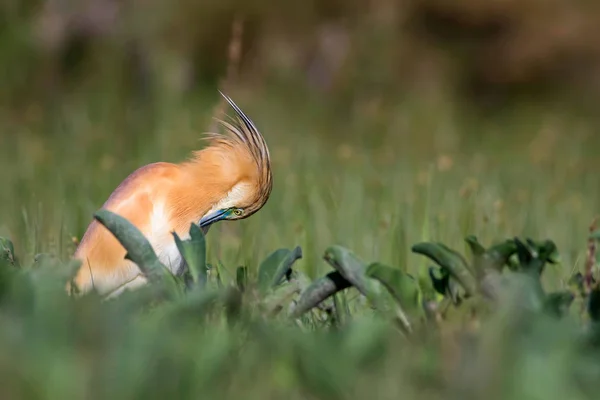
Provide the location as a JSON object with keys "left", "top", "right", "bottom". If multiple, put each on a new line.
{"left": 147, "top": 201, "right": 186, "bottom": 275}
{"left": 153, "top": 236, "right": 184, "bottom": 275}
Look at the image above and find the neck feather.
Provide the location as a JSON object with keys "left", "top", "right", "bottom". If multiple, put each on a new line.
{"left": 168, "top": 145, "right": 242, "bottom": 234}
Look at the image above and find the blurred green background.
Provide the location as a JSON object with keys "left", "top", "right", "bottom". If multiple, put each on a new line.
{"left": 2, "top": 1, "right": 600, "bottom": 399}
{"left": 2, "top": 0, "right": 600, "bottom": 277}
{"left": 2, "top": 0, "right": 600, "bottom": 270}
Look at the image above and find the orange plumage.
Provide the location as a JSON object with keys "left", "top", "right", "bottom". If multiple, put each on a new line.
{"left": 69, "top": 93, "right": 273, "bottom": 297}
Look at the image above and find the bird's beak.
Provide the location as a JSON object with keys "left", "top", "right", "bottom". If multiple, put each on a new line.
{"left": 199, "top": 209, "right": 228, "bottom": 231}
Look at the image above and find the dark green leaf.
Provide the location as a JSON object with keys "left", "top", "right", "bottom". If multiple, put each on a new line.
{"left": 93, "top": 209, "right": 167, "bottom": 282}
{"left": 236, "top": 266, "right": 248, "bottom": 292}
{"left": 291, "top": 271, "right": 352, "bottom": 318}
{"left": 589, "top": 285, "right": 600, "bottom": 322}
{"left": 544, "top": 291, "right": 575, "bottom": 318}
{"left": 173, "top": 223, "right": 207, "bottom": 287}
{"left": 365, "top": 262, "right": 421, "bottom": 315}
{"left": 0, "top": 237, "right": 18, "bottom": 269}
{"left": 537, "top": 239, "right": 559, "bottom": 264}
{"left": 438, "top": 242, "right": 473, "bottom": 275}
{"left": 428, "top": 266, "right": 462, "bottom": 304}
{"left": 514, "top": 237, "right": 534, "bottom": 267}
{"left": 513, "top": 237, "right": 556, "bottom": 276}
{"left": 258, "top": 246, "right": 303, "bottom": 293}
{"left": 483, "top": 239, "right": 518, "bottom": 271}
{"left": 323, "top": 245, "right": 374, "bottom": 298}
{"left": 466, "top": 236, "right": 518, "bottom": 274}
{"left": 465, "top": 235, "right": 486, "bottom": 257}
{"left": 273, "top": 246, "right": 302, "bottom": 286}
{"left": 411, "top": 242, "right": 477, "bottom": 296}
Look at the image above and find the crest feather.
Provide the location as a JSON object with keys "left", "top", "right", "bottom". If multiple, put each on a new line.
{"left": 197, "top": 92, "right": 273, "bottom": 209}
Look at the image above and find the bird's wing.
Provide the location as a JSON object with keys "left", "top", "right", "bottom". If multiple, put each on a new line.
{"left": 70, "top": 162, "right": 181, "bottom": 295}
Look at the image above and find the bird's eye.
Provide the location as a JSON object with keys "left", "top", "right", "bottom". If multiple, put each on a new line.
{"left": 233, "top": 208, "right": 243, "bottom": 216}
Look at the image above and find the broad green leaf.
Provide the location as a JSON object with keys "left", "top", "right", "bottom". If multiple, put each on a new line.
{"left": 411, "top": 242, "right": 477, "bottom": 296}
{"left": 428, "top": 266, "right": 450, "bottom": 296}
{"left": 483, "top": 239, "right": 518, "bottom": 271}
{"left": 464, "top": 236, "right": 517, "bottom": 299}
{"left": 272, "top": 246, "right": 302, "bottom": 287}
{"left": 258, "top": 246, "right": 303, "bottom": 293}
{"left": 365, "top": 262, "right": 421, "bottom": 315}
{"left": 514, "top": 237, "right": 534, "bottom": 268}
{"left": 173, "top": 223, "right": 207, "bottom": 287}
{"left": 513, "top": 237, "right": 556, "bottom": 277}
{"left": 465, "top": 235, "right": 486, "bottom": 257}
{"left": 258, "top": 249, "right": 289, "bottom": 290}
{"left": 322, "top": 245, "right": 375, "bottom": 298}
{"left": 428, "top": 266, "right": 462, "bottom": 304}
{"left": 535, "top": 239, "right": 559, "bottom": 265}
{"left": 290, "top": 271, "right": 352, "bottom": 318}
{"left": 93, "top": 209, "right": 167, "bottom": 282}
{"left": 437, "top": 242, "right": 473, "bottom": 275}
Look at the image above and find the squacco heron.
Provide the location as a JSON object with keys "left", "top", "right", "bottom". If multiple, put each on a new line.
{"left": 70, "top": 92, "right": 272, "bottom": 297}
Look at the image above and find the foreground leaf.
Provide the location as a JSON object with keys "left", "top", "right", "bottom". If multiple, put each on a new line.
{"left": 258, "top": 246, "right": 303, "bottom": 293}
{"left": 411, "top": 242, "right": 477, "bottom": 296}
{"left": 173, "top": 223, "right": 207, "bottom": 287}
{"left": 365, "top": 262, "right": 421, "bottom": 315}
{"left": 0, "top": 237, "right": 18, "bottom": 269}
{"left": 290, "top": 271, "right": 352, "bottom": 318}
{"left": 323, "top": 245, "right": 374, "bottom": 298}
{"left": 428, "top": 266, "right": 463, "bottom": 304}
{"left": 465, "top": 236, "right": 517, "bottom": 273}
{"left": 93, "top": 209, "right": 167, "bottom": 281}
{"left": 513, "top": 238, "right": 557, "bottom": 277}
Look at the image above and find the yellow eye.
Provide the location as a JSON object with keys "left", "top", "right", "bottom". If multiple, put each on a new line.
{"left": 233, "top": 209, "right": 243, "bottom": 216}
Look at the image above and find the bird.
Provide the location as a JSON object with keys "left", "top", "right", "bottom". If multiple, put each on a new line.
{"left": 68, "top": 92, "right": 273, "bottom": 297}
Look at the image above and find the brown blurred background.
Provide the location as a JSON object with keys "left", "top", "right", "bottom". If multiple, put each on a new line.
{"left": 3, "top": 0, "right": 600, "bottom": 116}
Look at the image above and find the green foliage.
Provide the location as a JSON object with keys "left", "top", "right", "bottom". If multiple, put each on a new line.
{"left": 411, "top": 236, "right": 577, "bottom": 318}
{"left": 0, "top": 237, "right": 18, "bottom": 269}
{"left": 290, "top": 271, "right": 352, "bottom": 319}
{"left": 365, "top": 262, "right": 421, "bottom": 315}
{"left": 173, "top": 223, "right": 208, "bottom": 287}
{"left": 3, "top": 206, "right": 600, "bottom": 400}
{"left": 258, "top": 246, "right": 302, "bottom": 293}
{"left": 3, "top": 74, "right": 600, "bottom": 399}
{"left": 94, "top": 209, "right": 168, "bottom": 281}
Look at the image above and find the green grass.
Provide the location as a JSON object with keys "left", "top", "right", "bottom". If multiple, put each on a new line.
{"left": 2, "top": 85, "right": 600, "bottom": 399}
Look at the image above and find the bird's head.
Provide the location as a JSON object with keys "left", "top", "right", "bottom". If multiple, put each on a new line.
{"left": 197, "top": 92, "right": 273, "bottom": 232}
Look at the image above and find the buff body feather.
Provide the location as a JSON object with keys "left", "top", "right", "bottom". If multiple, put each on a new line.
{"left": 70, "top": 93, "right": 272, "bottom": 297}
